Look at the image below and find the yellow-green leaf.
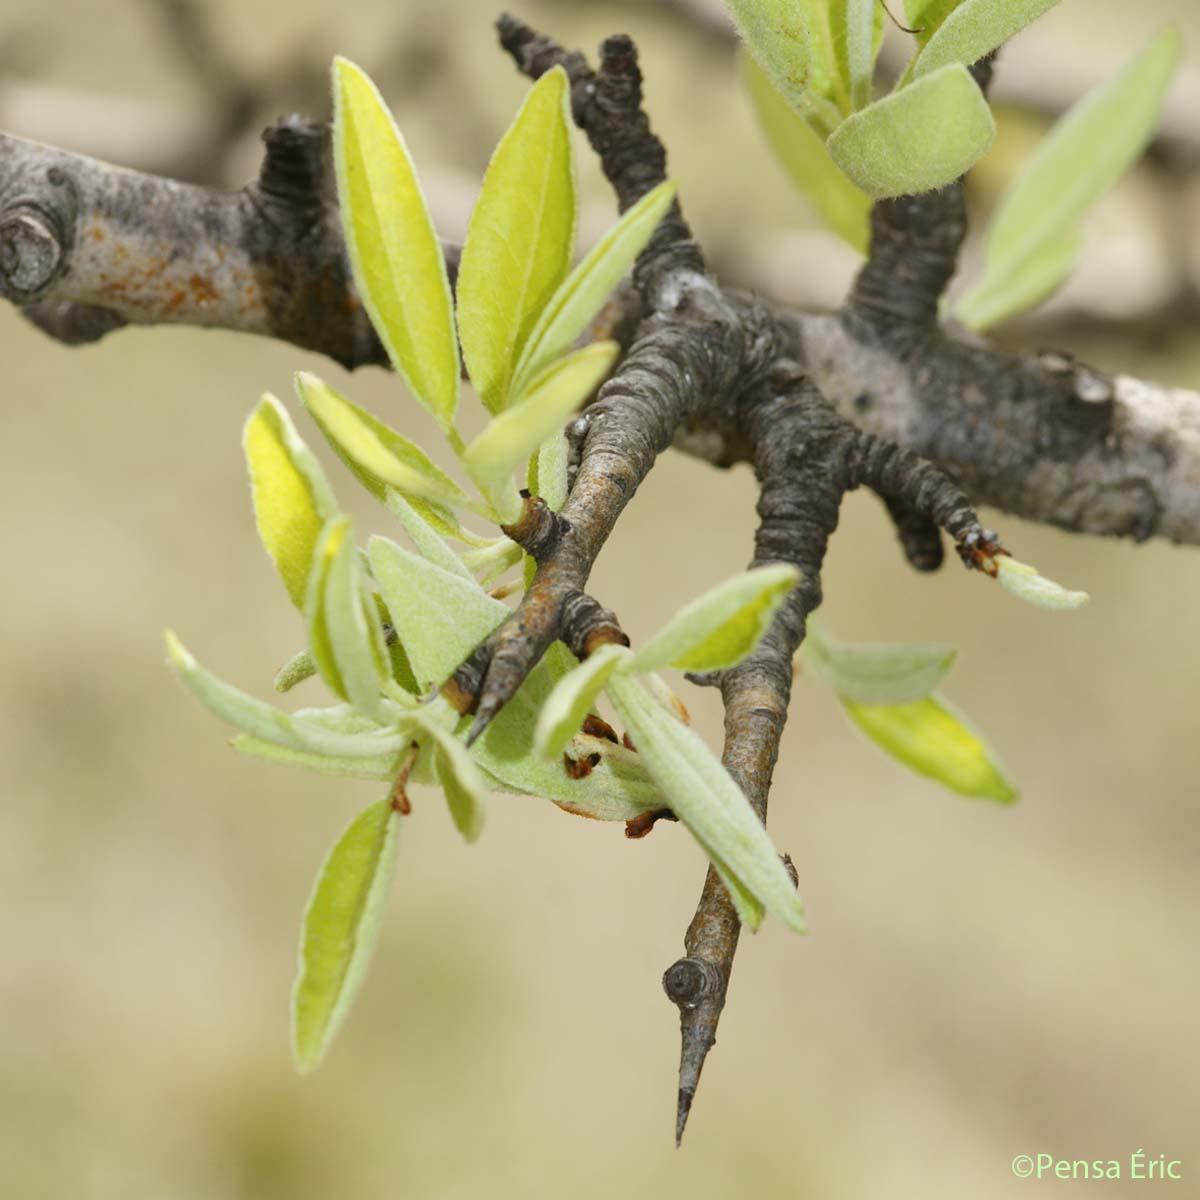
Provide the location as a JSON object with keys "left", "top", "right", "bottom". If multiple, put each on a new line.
{"left": 995, "top": 556, "right": 1089, "bottom": 610}
{"left": 511, "top": 181, "right": 676, "bottom": 394}
{"left": 800, "top": 621, "right": 957, "bottom": 704}
{"left": 903, "top": 0, "right": 965, "bottom": 47}
{"left": 332, "top": 57, "right": 458, "bottom": 430}
{"left": 827, "top": 63, "right": 995, "bottom": 199}
{"left": 304, "top": 517, "right": 351, "bottom": 703}
{"left": 462, "top": 342, "right": 618, "bottom": 511}
{"left": 843, "top": 693, "right": 1017, "bottom": 803}
{"left": 295, "top": 373, "right": 472, "bottom": 512}
{"left": 457, "top": 66, "right": 576, "bottom": 413}
{"left": 911, "top": 0, "right": 1061, "bottom": 80}
{"left": 629, "top": 564, "right": 800, "bottom": 674}
{"left": 956, "top": 28, "right": 1180, "bottom": 330}
{"left": 414, "top": 707, "right": 488, "bottom": 843}
{"left": 292, "top": 798, "right": 402, "bottom": 1072}
{"left": 243, "top": 394, "right": 338, "bottom": 610}
{"left": 741, "top": 53, "right": 871, "bottom": 252}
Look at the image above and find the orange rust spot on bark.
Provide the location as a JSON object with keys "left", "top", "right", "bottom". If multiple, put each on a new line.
{"left": 624, "top": 808, "right": 677, "bottom": 839}
{"left": 581, "top": 713, "right": 619, "bottom": 743}
{"left": 441, "top": 676, "right": 478, "bottom": 716}
{"left": 189, "top": 274, "right": 218, "bottom": 305}
{"left": 563, "top": 752, "right": 601, "bottom": 780}
{"left": 167, "top": 290, "right": 185, "bottom": 311}
{"left": 89, "top": 226, "right": 105, "bottom": 242}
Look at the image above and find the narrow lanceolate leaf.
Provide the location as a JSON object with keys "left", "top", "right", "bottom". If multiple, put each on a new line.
{"left": 384, "top": 490, "right": 473, "bottom": 580}
{"left": 607, "top": 674, "right": 806, "bottom": 932}
{"left": 243, "top": 394, "right": 338, "bottom": 610}
{"left": 911, "top": 0, "right": 1061, "bottom": 80}
{"left": 332, "top": 57, "right": 458, "bottom": 430}
{"left": 457, "top": 67, "right": 576, "bottom": 413}
{"left": 995, "top": 556, "right": 1089, "bottom": 610}
{"left": 534, "top": 643, "right": 631, "bottom": 759}
{"left": 165, "top": 631, "right": 414, "bottom": 758}
{"left": 629, "top": 564, "right": 800, "bottom": 675}
{"left": 843, "top": 694, "right": 1017, "bottom": 803}
{"left": 530, "top": 431, "right": 568, "bottom": 512}
{"left": 413, "top": 710, "right": 488, "bottom": 842}
{"left": 292, "top": 798, "right": 402, "bottom": 1073}
{"left": 511, "top": 181, "right": 677, "bottom": 394}
{"left": 304, "top": 518, "right": 350, "bottom": 702}
{"left": 462, "top": 343, "right": 618, "bottom": 501}
{"left": 233, "top": 735, "right": 409, "bottom": 781}
{"left": 846, "top": 0, "right": 880, "bottom": 110}
{"left": 315, "top": 517, "right": 387, "bottom": 718}
{"left": 275, "top": 648, "right": 318, "bottom": 694}
{"left": 903, "top": 0, "right": 965, "bottom": 47}
{"left": 827, "top": 63, "right": 995, "bottom": 199}
{"left": 956, "top": 28, "right": 1181, "bottom": 331}
{"left": 741, "top": 54, "right": 870, "bottom": 252}
{"left": 367, "top": 536, "right": 509, "bottom": 688}
{"left": 801, "top": 622, "right": 957, "bottom": 704}
{"left": 296, "top": 373, "right": 471, "bottom": 512}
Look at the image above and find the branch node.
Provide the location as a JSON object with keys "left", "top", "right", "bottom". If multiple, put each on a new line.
{"left": 501, "top": 492, "right": 570, "bottom": 560}
{"left": 560, "top": 591, "right": 629, "bottom": 660}
{"left": 662, "top": 957, "right": 725, "bottom": 1010}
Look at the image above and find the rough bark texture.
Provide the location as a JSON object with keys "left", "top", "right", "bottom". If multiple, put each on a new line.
{"left": 3, "top": 12, "right": 1198, "bottom": 1144}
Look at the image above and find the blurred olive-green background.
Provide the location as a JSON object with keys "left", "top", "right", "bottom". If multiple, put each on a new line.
{"left": 3, "top": 2, "right": 1199, "bottom": 1197}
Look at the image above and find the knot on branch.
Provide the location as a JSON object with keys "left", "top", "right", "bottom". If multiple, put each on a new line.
{"left": 662, "top": 957, "right": 725, "bottom": 1011}
{"left": 501, "top": 492, "right": 570, "bottom": 560}
{"left": 560, "top": 591, "right": 628, "bottom": 660}
{"left": 0, "top": 167, "right": 76, "bottom": 301}
{"left": 257, "top": 115, "right": 330, "bottom": 224}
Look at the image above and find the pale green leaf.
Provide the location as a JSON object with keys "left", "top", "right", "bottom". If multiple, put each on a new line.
{"left": 275, "top": 648, "right": 318, "bottom": 694}
{"left": 801, "top": 622, "right": 957, "bottom": 703}
{"left": 903, "top": 0, "right": 965, "bottom": 46}
{"left": 534, "top": 643, "right": 630, "bottom": 759}
{"left": 304, "top": 518, "right": 350, "bottom": 703}
{"left": 462, "top": 342, "right": 618, "bottom": 500}
{"left": 724, "top": 1, "right": 845, "bottom": 136}
{"left": 956, "top": 28, "right": 1181, "bottom": 330}
{"left": 846, "top": 0, "right": 880, "bottom": 109}
{"left": 384, "top": 490, "right": 473, "bottom": 580}
{"left": 457, "top": 67, "right": 576, "bottom": 413}
{"left": 296, "top": 373, "right": 472, "bottom": 512}
{"left": 530, "top": 430, "right": 568, "bottom": 512}
{"left": 827, "top": 63, "right": 995, "bottom": 199}
{"left": 912, "top": 0, "right": 1061, "bottom": 80}
{"left": 629, "top": 564, "right": 800, "bottom": 674}
{"left": 468, "top": 660, "right": 662, "bottom": 821}
{"left": 233, "top": 735, "right": 409, "bottom": 781}
{"left": 165, "top": 631, "right": 414, "bottom": 758}
{"left": 292, "top": 797, "right": 401, "bottom": 1072}
{"left": 995, "top": 556, "right": 1089, "bottom": 610}
{"left": 243, "top": 394, "right": 338, "bottom": 610}
{"left": 511, "top": 181, "right": 677, "bottom": 394}
{"left": 367, "top": 536, "right": 509, "bottom": 688}
{"left": 741, "top": 53, "right": 870, "bottom": 252}
{"left": 607, "top": 674, "right": 806, "bottom": 931}
{"left": 413, "top": 709, "right": 488, "bottom": 843}
{"left": 332, "top": 57, "right": 458, "bottom": 430}
{"left": 843, "top": 693, "right": 1017, "bottom": 802}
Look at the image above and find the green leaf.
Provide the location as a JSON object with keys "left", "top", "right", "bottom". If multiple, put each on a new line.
{"left": 413, "top": 707, "right": 488, "bottom": 843}
{"left": 511, "top": 181, "right": 676, "bottom": 394}
{"left": 462, "top": 342, "right": 618, "bottom": 511}
{"left": 911, "top": 0, "right": 1061, "bottom": 80}
{"left": 457, "top": 66, "right": 576, "bottom": 414}
{"left": 296, "top": 373, "right": 472, "bottom": 512}
{"left": 724, "top": 0, "right": 846, "bottom": 133}
{"left": 367, "top": 536, "right": 509, "bottom": 688}
{"left": 243, "top": 394, "right": 338, "bottom": 610}
{"left": 165, "top": 631, "right": 415, "bottom": 758}
{"left": 801, "top": 622, "right": 957, "bottom": 704}
{"left": 304, "top": 518, "right": 349, "bottom": 703}
{"left": 292, "top": 797, "right": 402, "bottom": 1073}
{"left": 607, "top": 674, "right": 806, "bottom": 932}
{"left": 956, "top": 28, "right": 1181, "bottom": 330}
{"left": 530, "top": 430, "right": 568, "bottom": 512}
{"left": 903, "top": 0, "right": 965, "bottom": 46}
{"left": 842, "top": 693, "right": 1017, "bottom": 803}
{"left": 233, "top": 735, "right": 409, "bottom": 781}
{"left": 995, "top": 556, "right": 1089, "bottom": 610}
{"left": 331, "top": 57, "right": 458, "bottom": 431}
{"left": 534, "top": 643, "right": 630, "bottom": 759}
{"left": 274, "top": 648, "right": 318, "bottom": 694}
{"left": 629, "top": 564, "right": 800, "bottom": 675}
{"left": 827, "top": 62, "right": 995, "bottom": 199}
{"left": 741, "top": 53, "right": 870, "bottom": 252}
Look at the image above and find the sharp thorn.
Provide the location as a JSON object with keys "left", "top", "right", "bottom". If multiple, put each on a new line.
{"left": 675, "top": 1087, "right": 695, "bottom": 1147}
